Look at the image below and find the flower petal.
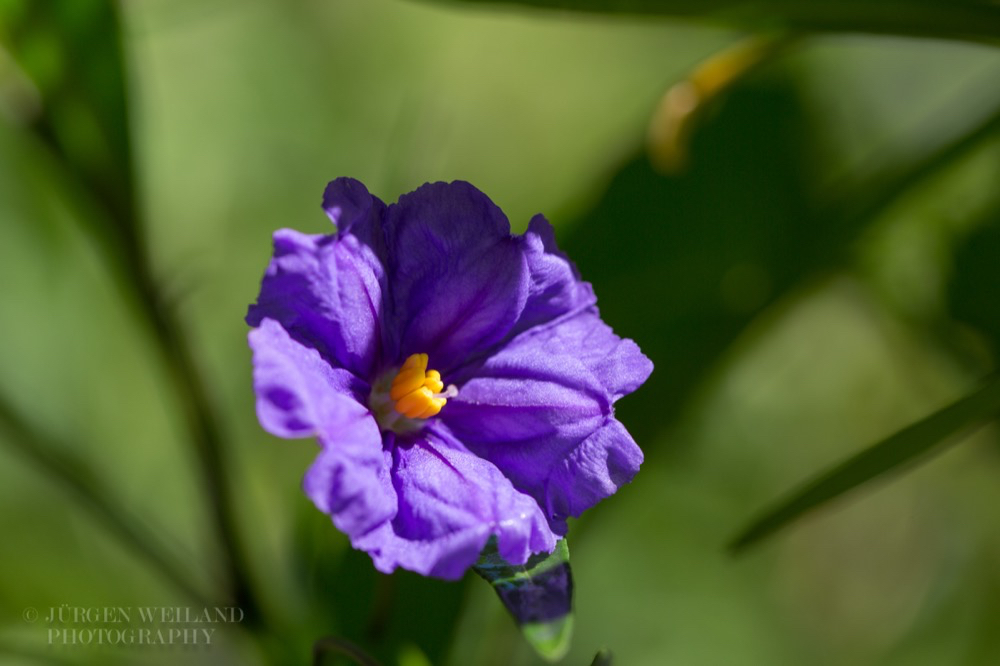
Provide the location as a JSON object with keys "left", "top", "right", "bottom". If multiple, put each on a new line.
{"left": 246, "top": 226, "right": 385, "bottom": 379}
{"left": 248, "top": 318, "right": 367, "bottom": 439}
{"left": 543, "top": 419, "right": 643, "bottom": 522}
{"left": 251, "top": 316, "right": 395, "bottom": 537}
{"left": 352, "top": 427, "right": 557, "bottom": 580}
{"left": 304, "top": 430, "right": 396, "bottom": 539}
{"left": 382, "top": 181, "right": 528, "bottom": 372}
{"left": 323, "top": 177, "right": 388, "bottom": 256}
{"left": 513, "top": 214, "right": 596, "bottom": 336}
{"left": 528, "top": 307, "right": 654, "bottom": 402}
{"left": 442, "top": 309, "right": 652, "bottom": 530}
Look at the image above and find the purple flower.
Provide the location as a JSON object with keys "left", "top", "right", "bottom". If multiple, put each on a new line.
{"left": 247, "top": 179, "right": 652, "bottom": 580}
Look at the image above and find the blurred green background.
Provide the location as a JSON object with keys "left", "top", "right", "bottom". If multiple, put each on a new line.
{"left": 2, "top": 0, "right": 1000, "bottom": 664}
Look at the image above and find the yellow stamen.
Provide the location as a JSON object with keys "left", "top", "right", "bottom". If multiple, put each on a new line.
{"left": 424, "top": 370, "right": 444, "bottom": 394}
{"left": 389, "top": 353, "right": 456, "bottom": 419}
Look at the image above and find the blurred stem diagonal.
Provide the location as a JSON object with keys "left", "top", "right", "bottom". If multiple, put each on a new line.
{"left": 835, "top": 105, "right": 1000, "bottom": 234}
{"left": 731, "top": 374, "right": 1000, "bottom": 551}
{"left": 0, "top": 393, "right": 211, "bottom": 606}
{"left": 726, "top": 96, "right": 1000, "bottom": 552}
{"left": 312, "top": 637, "right": 383, "bottom": 666}
{"left": 0, "top": 2, "right": 261, "bottom": 622}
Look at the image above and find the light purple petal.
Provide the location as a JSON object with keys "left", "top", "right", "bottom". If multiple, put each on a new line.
{"left": 442, "top": 309, "right": 651, "bottom": 530}
{"left": 543, "top": 419, "right": 643, "bottom": 521}
{"left": 351, "top": 427, "right": 557, "bottom": 580}
{"left": 250, "top": 317, "right": 395, "bottom": 537}
{"left": 248, "top": 178, "right": 653, "bottom": 581}
{"left": 248, "top": 318, "right": 368, "bottom": 438}
{"left": 247, "top": 228, "right": 384, "bottom": 379}
{"left": 381, "top": 181, "right": 528, "bottom": 372}
{"left": 512, "top": 214, "right": 596, "bottom": 335}
{"left": 526, "top": 307, "right": 654, "bottom": 402}
{"left": 304, "top": 435, "right": 396, "bottom": 539}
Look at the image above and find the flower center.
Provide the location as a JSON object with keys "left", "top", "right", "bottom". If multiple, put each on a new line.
{"left": 369, "top": 353, "right": 458, "bottom": 433}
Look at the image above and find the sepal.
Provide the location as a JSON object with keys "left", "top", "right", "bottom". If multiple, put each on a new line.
{"left": 473, "top": 537, "right": 573, "bottom": 662}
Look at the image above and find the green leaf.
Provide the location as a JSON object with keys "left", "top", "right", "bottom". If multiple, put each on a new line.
{"left": 442, "top": 0, "right": 1000, "bottom": 44}
{"left": 474, "top": 538, "right": 574, "bottom": 662}
{"left": 0, "top": 0, "right": 137, "bottom": 268}
{"left": 730, "top": 374, "right": 1000, "bottom": 552}
{"left": 563, "top": 72, "right": 829, "bottom": 443}
{"left": 948, "top": 209, "right": 1000, "bottom": 354}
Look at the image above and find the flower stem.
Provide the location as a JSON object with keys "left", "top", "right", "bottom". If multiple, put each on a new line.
{"left": 128, "top": 256, "right": 264, "bottom": 626}
{"left": 4, "top": 0, "right": 264, "bottom": 629}
{"left": 0, "top": 392, "right": 211, "bottom": 606}
{"left": 312, "top": 636, "right": 383, "bottom": 666}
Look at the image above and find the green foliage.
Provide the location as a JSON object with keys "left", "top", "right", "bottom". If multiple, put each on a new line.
{"left": 0, "top": 0, "right": 135, "bottom": 261}
{"left": 589, "top": 648, "right": 613, "bottom": 666}
{"left": 949, "top": 211, "right": 1000, "bottom": 352}
{"left": 731, "top": 374, "right": 1000, "bottom": 551}
{"left": 564, "top": 74, "right": 826, "bottom": 440}
{"left": 445, "top": 0, "right": 1000, "bottom": 43}
{"left": 2, "top": 0, "right": 1000, "bottom": 664}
